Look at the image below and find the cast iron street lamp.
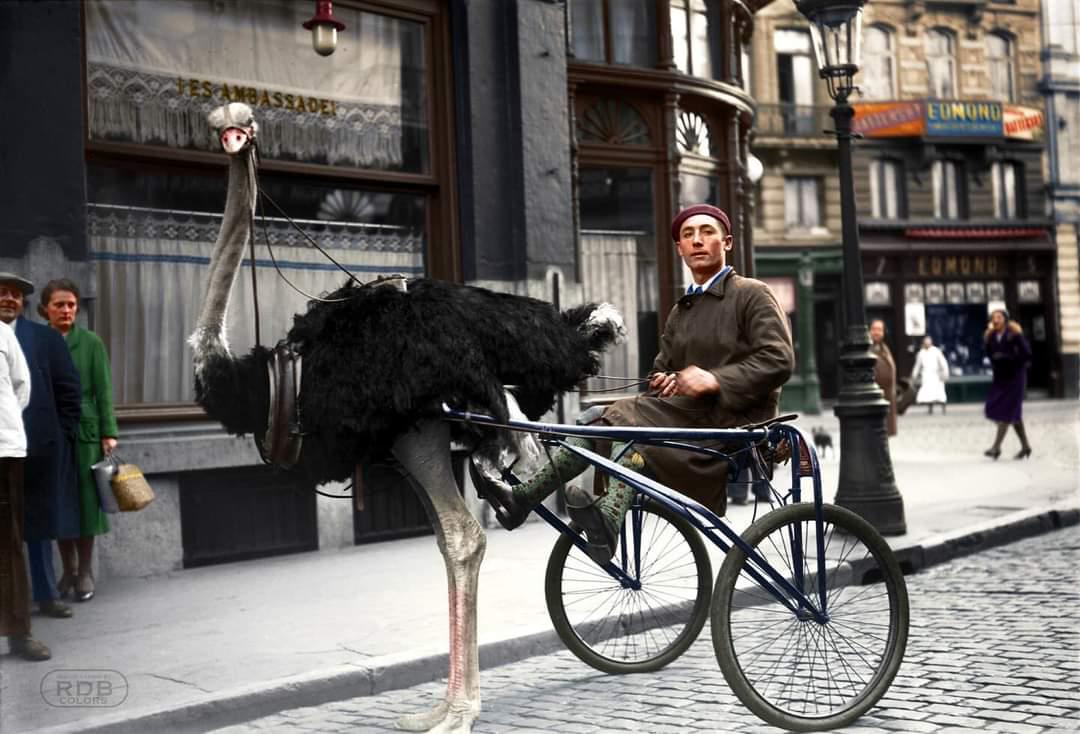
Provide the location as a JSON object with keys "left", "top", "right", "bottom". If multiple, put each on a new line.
{"left": 795, "top": 0, "right": 906, "bottom": 535}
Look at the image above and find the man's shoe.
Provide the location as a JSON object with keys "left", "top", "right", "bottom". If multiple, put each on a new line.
{"left": 9, "top": 635, "right": 51, "bottom": 661}
{"left": 468, "top": 458, "right": 529, "bottom": 530}
{"left": 564, "top": 484, "right": 618, "bottom": 564}
{"left": 38, "top": 600, "right": 73, "bottom": 618}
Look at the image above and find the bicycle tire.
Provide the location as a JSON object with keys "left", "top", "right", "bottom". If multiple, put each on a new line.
{"left": 545, "top": 498, "right": 712, "bottom": 674}
{"left": 712, "top": 503, "right": 909, "bottom": 731}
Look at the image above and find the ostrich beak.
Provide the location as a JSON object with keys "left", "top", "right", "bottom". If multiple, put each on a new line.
{"left": 220, "top": 127, "right": 252, "bottom": 154}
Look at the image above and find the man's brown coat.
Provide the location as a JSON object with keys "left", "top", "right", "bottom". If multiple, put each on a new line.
{"left": 602, "top": 270, "right": 795, "bottom": 512}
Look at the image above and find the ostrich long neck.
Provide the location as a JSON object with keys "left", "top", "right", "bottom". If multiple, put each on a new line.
{"left": 191, "top": 150, "right": 257, "bottom": 366}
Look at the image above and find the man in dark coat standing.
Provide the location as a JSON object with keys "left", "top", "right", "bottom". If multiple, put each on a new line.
{"left": 0, "top": 273, "right": 81, "bottom": 625}
{"left": 473, "top": 205, "right": 794, "bottom": 562}
{"left": 870, "top": 319, "right": 898, "bottom": 436}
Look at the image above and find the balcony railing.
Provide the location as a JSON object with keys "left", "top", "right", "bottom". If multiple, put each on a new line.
{"left": 755, "top": 104, "right": 833, "bottom": 138}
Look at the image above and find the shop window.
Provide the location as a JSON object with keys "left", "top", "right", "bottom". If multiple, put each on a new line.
{"left": 784, "top": 176, "right": 823, "bottom": 231}
{"left": 861, "top": 25, "right": 895, "bottom": 100}
{"left": 775, "top": 29, "right": 815, "bottom": 134}
{"left": 987, "top": 33, "right": 1015, "bottom": 102}
{"left": 932, "top": 160, "right": 965, "bottom": 220}
{"left": 578, "top": 167, "right": 659, "bottom": 385}
{"left": 571, "top": 0, "right": 658, "bottom": 67}
{"left": 926, "top": 29, "right": 957, "bottom": 99}
{"left": 577, "top": 98, "right": 652, "bottom": 145}
{"left": 671, "top": 0, "right": 721, "bottom": 80}
{"left": 869, "top": 159, "right": 904, "bottom": 219}
{"left": 85, "top": 0, "right": 429, "bottom": 172}
{"left": 86, "top": 161, "right": 426, "bottom": 404}
{"left": 992, "top": 161, "right": 1023, "bottom": 218}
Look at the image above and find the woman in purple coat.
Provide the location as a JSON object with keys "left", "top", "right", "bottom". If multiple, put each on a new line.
{"left": 983, "top": 309, "right": 1032, "bottom": 460}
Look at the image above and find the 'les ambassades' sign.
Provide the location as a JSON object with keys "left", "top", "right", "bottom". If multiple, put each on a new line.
{"left": 853, "top": 100, "right": 1044, "bottom": 140}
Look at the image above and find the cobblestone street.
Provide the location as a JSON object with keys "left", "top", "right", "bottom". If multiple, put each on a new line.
{"left": 212, "top": 523, "right": 1080, "bottom": 734}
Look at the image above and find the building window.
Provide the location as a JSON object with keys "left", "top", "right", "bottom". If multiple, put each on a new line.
{"left": 741, "top": 43, "right": 752, "bottom": 92}
{"left": 987, "top": 33, "right": 1015, "bottom": 102}
{"left": 577, "top": 98, "right": 652, "bottom": 145}
{"left": 861, "top": 25, "right": 895, "bottom": 100}
{"left": 85, "top": 0, "right": 428, "bottom": 172}
{"left": 84, "top": 0, "right": 451, "bottom": 407}
{"left": 1058, "top": 93, "right": 1080, "bottom": 185}
{"left": 932, "top": 160, "right": 964, "bottom": 219}
{"left": 926, "top": 29, "right": 957, "bottom": 98}
{"left": 1046, "top": 0, "right": 1078, "bottom": 54}
{"left": 869, "top": 159, "right": 903, "bottom": 219}
{"left": 992, "top": 161, "right": 1022, "bottom": 218}
{"left": 571, "top": 0, "right": 658, "bottom": 67}
{"left": 775, "top": 29, "right": 815, "bottom": 134}
{"left": 671, "top": 0, "right": 719, "bottom": 79}
{"left": 784, "top": 176, "right": 823, "bottom": 231}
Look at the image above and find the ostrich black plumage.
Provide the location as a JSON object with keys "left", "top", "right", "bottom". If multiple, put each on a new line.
{"left": 190, "top": 103, "right": 623, "bottom": 734}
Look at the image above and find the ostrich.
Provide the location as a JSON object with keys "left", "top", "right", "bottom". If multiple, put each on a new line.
{"left": 189, "top": 103, "right": 624, "bottom": 733}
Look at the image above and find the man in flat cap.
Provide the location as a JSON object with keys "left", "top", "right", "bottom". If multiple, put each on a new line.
{"left": 0, "top": 273, "right": 81, "bottom": 659}
{"left": 474, "top": 204, "right": 794, "bottom": 562}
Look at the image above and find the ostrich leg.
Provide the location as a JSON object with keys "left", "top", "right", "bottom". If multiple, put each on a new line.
{"left": 392, "top": 420, "right": 486, "bottom": 734}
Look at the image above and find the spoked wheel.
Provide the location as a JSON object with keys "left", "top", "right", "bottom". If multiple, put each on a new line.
{"left": 545, "top": 498, "right": 712, "bottom": 674}
{"left": 712, "top": 503, "right": 909, "bottom": 732}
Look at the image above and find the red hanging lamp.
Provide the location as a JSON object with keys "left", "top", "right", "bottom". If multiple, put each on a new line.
{"left": 303, "top": 0, "right": 346, "bottom": 57}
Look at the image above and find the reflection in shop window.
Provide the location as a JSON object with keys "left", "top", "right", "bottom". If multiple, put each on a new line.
{"left": 87, "top": 164, "right": 426, "bottom": 404}
{"left": 85, "top": 0, "right": 428, "bottom": 172}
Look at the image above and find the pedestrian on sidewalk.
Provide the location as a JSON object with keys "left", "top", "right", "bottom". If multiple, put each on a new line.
{"left": 0, "top": 287, "right": 51, "bottom": 660}
{"left": 471, "top": 203, "right": 794, "bottom": 562}
{"left": 0, "top": 273, "right": 81, "bottom": 625}
{"left": 912, "top": 335, "right": 949, "bottom": 415}
{"left": 869, "top": 319, "right": 897, "bottom": 436}
{"left": 40, "top": 279, "right": 119, "bottom": 603}
{"left": 983, "top": 308, "right": 1032, "bottom": 460}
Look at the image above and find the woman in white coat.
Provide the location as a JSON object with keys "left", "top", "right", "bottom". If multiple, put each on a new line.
{"left": 912, "top": 335, "right": 949, "bottom": 414}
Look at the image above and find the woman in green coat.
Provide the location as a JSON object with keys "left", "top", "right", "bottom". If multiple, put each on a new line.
{"left": 40, "top": 279, "right": 118, "bottom": 602}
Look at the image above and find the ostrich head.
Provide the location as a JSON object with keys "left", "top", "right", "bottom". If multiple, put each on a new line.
{"left": 189, "top": 103, "right": 260, "bottom": 373}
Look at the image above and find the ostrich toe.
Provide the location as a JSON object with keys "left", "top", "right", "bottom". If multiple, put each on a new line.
{"left": 396, "top": 698, "right": 478, "bottom": 733}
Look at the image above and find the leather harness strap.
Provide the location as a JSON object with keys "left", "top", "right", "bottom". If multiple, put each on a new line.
{"left": 259, "top": 342, "right": 303, "bottom": 469}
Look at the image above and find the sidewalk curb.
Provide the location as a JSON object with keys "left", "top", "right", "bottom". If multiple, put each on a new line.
{"left": 37, "top": 504, "right": 1080, "bottom": 734}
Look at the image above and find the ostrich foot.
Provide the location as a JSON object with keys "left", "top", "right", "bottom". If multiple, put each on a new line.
{"left": 396, "top": 698, "right": 478, "bottom": 733}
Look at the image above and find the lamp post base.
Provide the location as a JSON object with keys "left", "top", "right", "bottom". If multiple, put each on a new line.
{"left": 832, "top": 326, "right": 907, "bottom": 536}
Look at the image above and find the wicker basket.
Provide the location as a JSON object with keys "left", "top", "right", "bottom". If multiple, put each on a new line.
{"left": 111, "top": 463, "right": 155, "bottom": 512}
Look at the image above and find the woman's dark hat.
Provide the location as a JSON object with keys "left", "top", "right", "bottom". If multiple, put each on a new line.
{"left": 670, "top": 204, "right": 732, "bottom": 242}
{"left": 0, "top": 272, "right": 34, "bottom": 295}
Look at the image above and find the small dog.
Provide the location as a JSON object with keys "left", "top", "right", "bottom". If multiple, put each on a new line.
{"left": 811, "top": 426, "right": 834, "bottom": 458}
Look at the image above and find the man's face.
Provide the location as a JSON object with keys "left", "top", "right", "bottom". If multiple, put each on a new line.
{"left": 675, "top": 214, "right": 732, "bottom": 279}
{"left": 45, "top": 289, "right": 78, "bottom": 331}
{"left": 0, "top": 284, "right": 25, "bottom": 324}
{"left": 869, "top": 321, "right": 885, "bottom": 344}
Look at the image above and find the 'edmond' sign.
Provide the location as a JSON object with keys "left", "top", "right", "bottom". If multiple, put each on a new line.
{"left": 854, "top": 100, "right": 1043, "bottom": 140}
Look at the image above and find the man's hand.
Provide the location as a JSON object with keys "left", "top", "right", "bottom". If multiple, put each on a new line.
{"left": 650, "top": 366, "right": 720, "bottom": 398}
{"left": 102, "top": 437, "right": 117, "bottom": 455}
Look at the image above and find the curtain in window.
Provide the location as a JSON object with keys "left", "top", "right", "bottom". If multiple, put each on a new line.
{"left": 870, "top": 160, "right": 900, "bottom": 219}
{"left": 784, "top": 178, "right": 820, "bottom": 229}
{"left": 862, "top": 26, "right": 894, "bottom": 99}
{"left": 611, "top": 0, "right": 657, "bottom": 66}
{"left": 85, "top": 0, "right": 418, "bottom": 170}
{"left": 987, "top": 34, "right": 1014, "bottom": 102}
{"left": 89, "top": 204, "right": 424, "bottom": 403}
{"left": 925, "top": 30, "right": 956, "bottom": 98}
{"left": 992, "top": 162, "right": 1018, "bottom": 218}
{"left": 932, "top": 161, "right": 960, "bottom": 219}
{"left": 571, "top": 0, "right": 605, "bottom": 61}
{"left": 580, "top": 232, "right": 645, "bottom": 391}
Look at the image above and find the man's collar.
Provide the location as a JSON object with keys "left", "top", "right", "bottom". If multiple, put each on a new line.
{"left": 686, "top": 266, "right": 733, "bottom": 295}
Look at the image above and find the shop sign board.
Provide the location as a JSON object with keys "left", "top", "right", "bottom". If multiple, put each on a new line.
{"left": 853, "top": 101, "right": 1045, "bottom": 140}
